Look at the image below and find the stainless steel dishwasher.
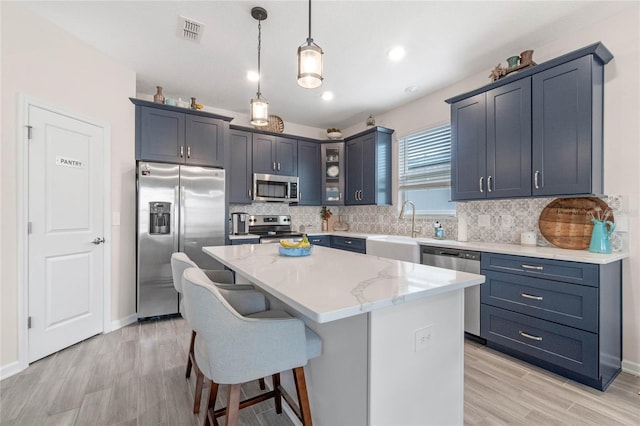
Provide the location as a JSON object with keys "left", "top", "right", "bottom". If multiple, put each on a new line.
{"left": 421, "top": 246, "right": 482, "bottom": 339}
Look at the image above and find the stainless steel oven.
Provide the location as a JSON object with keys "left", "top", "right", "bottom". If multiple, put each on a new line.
{"left": 253, "top": 173, "right": 299, "bottom": 202}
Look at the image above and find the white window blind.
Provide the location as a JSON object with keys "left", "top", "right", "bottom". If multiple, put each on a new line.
{"left": 398, "top": 124, "right": 452, "bottom": 190}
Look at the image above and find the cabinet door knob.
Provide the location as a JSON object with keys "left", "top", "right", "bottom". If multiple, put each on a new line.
{"left": 479, "top": 176, "right": 484, "bottom": 193}
{"left": 534, "top": 171, "right": 541, "bottom": 189}
{"left": 487, "top": 175, "right": 493, "bottom": 193}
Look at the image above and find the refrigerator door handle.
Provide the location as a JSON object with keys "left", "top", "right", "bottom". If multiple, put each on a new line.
{"left": 178, "top": 184, "right": 185, "bottom": 252}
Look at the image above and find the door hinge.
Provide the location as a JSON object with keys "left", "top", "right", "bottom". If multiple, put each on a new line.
{"left": 28, "top": 222, "right": 32, "bottom": 234}
{"left": 26, "top": 125, "right": 33, "bottom": 140}
{"left": 28, "top": 316, "right": 32, "bottom": 329}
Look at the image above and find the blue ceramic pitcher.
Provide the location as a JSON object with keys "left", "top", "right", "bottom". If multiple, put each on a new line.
{"left": 589, "top": 219, "right": 615, "bottom": 254}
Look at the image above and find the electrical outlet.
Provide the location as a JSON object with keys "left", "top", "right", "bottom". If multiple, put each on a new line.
{"left": 478, "top": 214, "right": 490, "bottom": 227}
{"left": 414, "top": 325, "right": 434, "bottom": 352}
{"left": 501, "top": 214, "right": 513, "bottom": 228}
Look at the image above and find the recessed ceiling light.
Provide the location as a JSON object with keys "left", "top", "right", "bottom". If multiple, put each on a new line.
{"left": 246, "top": 71, "right": 259, "bottom": 82}
{"left": 322, "top": 91, "right": 334, "bottom": 101}
{"left": 387, "top": 46, "right": 406, "bottom": 62}
{"left": 405, "top": 85, "right": 419, "bottom": 93}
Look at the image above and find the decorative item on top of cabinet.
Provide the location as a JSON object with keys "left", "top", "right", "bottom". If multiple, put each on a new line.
{"left": 326, "top": 128, "right": 342, "bottom": 140}
{"left": 254, "top": 115, "right": 285, "bottom": 133}
{"left": 153, "top": 86, "right": 165, "bottom": 104}
{"left": 489, "top": 50, "right": 537, "bottom": 82}
{"left": 366, "top": 115, "right": 376, "bottom": 126}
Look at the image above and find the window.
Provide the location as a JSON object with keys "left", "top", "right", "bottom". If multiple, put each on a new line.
{"left": 398, "top": 124, "right": 456, "bottom": 215}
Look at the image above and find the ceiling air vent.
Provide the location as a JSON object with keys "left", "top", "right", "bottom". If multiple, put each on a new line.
{"left": 177, "top": 16, "right": 204, "bottom": 42}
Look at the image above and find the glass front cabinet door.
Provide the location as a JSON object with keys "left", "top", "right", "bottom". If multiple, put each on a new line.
{"left": 321, "top": 142, "right": 344, "bottom": 205}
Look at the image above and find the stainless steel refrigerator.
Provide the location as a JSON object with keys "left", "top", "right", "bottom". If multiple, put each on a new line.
{"left": 136, "top": 162, "right": 226, "bottom": 319}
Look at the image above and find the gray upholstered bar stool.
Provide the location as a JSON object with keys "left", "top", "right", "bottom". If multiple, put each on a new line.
{"left": 182, "top": 267, "right": 322, "bottom": 426}
{"left": 171, "top": 252, "right": 268, "bottom": 413}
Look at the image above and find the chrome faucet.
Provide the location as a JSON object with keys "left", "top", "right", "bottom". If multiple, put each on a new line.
{"left": 399, "top": 200, "right": 421, "bottom": 238}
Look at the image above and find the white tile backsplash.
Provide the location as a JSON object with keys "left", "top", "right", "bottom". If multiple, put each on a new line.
{"left": 230, "top": 194, "right": 626, "bottom": 252}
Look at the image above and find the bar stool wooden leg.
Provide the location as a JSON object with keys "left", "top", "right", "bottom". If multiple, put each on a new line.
{"left": 187, "top": 330, "right": 196, "bottom": 378}
{"left": 272, "top": 373, "right": 282, "bottom": 414}
{"left": 258, "top": 377, "right": 266, "bottom": 390}
{"left": 293, "top": 367, "right": 313, "bottom": 426}
{"left": 225, "top": 384, "right": 242, "bottom": 426}
{"left": 193, "top": 371, "right": 205, "bottom": 413}
{"left": 204, "top": 381, "right": 219, "bottom": 426}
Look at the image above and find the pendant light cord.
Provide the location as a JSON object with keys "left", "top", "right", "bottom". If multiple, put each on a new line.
{"left": 257, "top": 19, "right": 262, "bottom": 97}
{"left": 308, "top": 0, "right": 312, "bottom": 41}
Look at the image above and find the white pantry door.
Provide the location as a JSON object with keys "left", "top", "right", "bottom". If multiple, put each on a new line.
{"left": 28, "top": 105, "right": 105, "bottom": 362}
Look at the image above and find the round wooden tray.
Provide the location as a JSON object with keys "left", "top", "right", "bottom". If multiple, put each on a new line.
{"left": 538, "top": 197, "right": 613, "bottom": 250}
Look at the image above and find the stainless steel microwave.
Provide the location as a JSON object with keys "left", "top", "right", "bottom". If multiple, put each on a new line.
{"left": 253, "top": 173, "right": 299, "bottom": 202}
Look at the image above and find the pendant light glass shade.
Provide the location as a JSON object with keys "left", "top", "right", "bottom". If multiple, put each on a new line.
{"left": 297, "top": 0, "right": 323, "bottom": 89}
{"left": 297, "top": 42, "right": 323, "bottom": 89}
{"left": 250, "top": 7, "right": 268, "bottom": 126}
{"left": 250, "top": 96, "right": 269, "bottom": 126}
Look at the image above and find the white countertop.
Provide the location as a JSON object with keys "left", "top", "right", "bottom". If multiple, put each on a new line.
{"left": 203, "top": 244, "right": 484, "bottom": 323}
{"left": 307, "top": 231, "right": 627, "bottom": 264}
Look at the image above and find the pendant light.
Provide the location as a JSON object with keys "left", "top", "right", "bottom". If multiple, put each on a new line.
{"left": 297, "top": 0, "right": 323, "bottom": 89}
{"left": 250, "top": 7, "right": 268, "bottom": 126}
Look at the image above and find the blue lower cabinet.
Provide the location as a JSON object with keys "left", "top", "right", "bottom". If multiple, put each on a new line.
{"left": 330, "top": 236, "right": 366, "bottom": 254}
{"left": 308, "top": 235, "right": 330, "bottom": 247}
{"left": 230, "top": 238, "right": 259, "bottom": 245}
{"left": 482, "top": 305, "right": 598, "bottom": 379}
{"left": 480, "top": 252, "right": 622, "bottom": 391}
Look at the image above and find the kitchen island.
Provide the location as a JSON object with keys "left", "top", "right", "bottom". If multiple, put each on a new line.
{"left": 203, "top": 244, "right": 485, "bottom": 425}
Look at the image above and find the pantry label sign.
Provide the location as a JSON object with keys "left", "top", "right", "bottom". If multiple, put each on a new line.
{"left": 55, "top": 156, "right": 84, "bottom": 168}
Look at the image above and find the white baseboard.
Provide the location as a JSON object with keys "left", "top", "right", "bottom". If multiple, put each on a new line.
{"left": 111, "top": 313, "right": 138, "bottom": 331}
{"left": 622, "top": 359, "right": 640, "bottom": 376}
{"left": 0, "top": 360, "right": 27, "bottom": 381}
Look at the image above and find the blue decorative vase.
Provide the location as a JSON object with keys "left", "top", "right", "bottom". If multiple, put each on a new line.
{"left": 588, "top": 219, "right": 615, "bottom": 254}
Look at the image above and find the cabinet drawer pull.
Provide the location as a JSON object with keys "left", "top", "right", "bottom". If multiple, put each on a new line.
{"left": 311, "top": 239, "right": 321, "bottom": 243}
{"left": 521, "top": 264, "right": 544, "bottom": 270}
{"left": 519, "top": 331, "right": 543, "bottom": 341}
{"left": 487, "top": 175, "right": 493, "bottom": 192}
{"left": 520, "top": 293, "right": 543, "bottom": 301}
{"left": 479, "top": 176, "right": 484, "bottom": 193}
{"left": 180, "top": 146, "right": 184, "bottom": 158}
{"left": 534, "top": 170, "right": 540, "bottom": 189}
{"left": 345, "top": 240, "right": 352, "bottom": 244}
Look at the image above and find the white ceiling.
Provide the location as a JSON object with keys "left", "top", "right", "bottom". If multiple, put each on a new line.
{"left": 24, "top": 1, "right": 634, "bottom": 130}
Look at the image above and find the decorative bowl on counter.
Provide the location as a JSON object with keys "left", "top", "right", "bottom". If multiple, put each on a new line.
{"left": 327, "top": 131, "right": 343, "bottom": 140}
{"left": 279, "top": 245, "right": 313, "bottom": 257}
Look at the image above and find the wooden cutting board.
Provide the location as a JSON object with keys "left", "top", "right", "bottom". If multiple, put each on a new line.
{"left": 538, "top": 197, "right": 613, "bottom": 250}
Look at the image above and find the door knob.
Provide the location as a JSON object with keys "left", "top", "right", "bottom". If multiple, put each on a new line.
{"left": 92, "top": 237, "right": 106, "bottom": 245}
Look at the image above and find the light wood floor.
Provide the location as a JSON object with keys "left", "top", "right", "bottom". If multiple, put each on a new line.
{"left": 1, "top": 317, "right": 638, "bottom": 425}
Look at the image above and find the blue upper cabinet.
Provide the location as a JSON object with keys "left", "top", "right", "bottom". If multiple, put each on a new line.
{"left": 228, "top": 129, "right": 253, "bottom": 204}
{"left": 446, "top": 43, "right": 612, "bottom": 201}
{"left": 297, "top": 140, "right": 322, "bottom": 205}
{"left": 451, "top": 93, "right": 487, "bottom": 200}
{"left": 486, "top": 78, "right": 532, "bottom": 198}
{"left": 132, "top": 98, "right": 231, "bottom": 167}
{"left": 252, "top": 134, "right": 298, "bottom": 176}
{"left": 532, "top": 56, "right": 602, "bottom": 196}
{"left": 345, "top": 127, "right": 393, "bottom": 205}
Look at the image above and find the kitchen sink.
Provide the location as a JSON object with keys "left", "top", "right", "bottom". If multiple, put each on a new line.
{"left": 366, "top": 235, "right": 421, "bottom": 263}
